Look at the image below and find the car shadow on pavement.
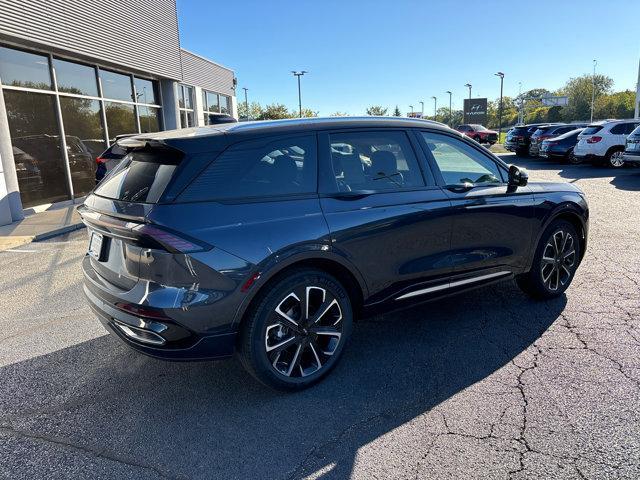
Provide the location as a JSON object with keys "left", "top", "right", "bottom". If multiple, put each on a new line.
{"left": 0, "top": 281, "right": 566, "bottom": 479}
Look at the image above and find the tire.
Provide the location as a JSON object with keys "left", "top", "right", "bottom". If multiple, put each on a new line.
{"left": 473, "top": 135, "right": 482, "bottom": 144}
{"left": 238, "top": 269, "right": 353, "bottom": 391}
{"left": 566, "top": 148, "right": 582, "bottom": 165}
{"left": 516, "top": 220, "right": 580, "bottom": 299}
{"left": 605, "top": 148, "right": 625, "bottom": 168}
{"left": 516, "top": 147, "right": 528, "bottom": 157}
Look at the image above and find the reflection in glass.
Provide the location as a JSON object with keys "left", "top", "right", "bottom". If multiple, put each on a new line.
{"left": 0, "top": 46, "right": 51, "bottom": 90}
{"left": 4, "top": 90, "right": 70, "bottom": 206}
{"left": 105, "top": 102, "right": 136, "bottom": 142}
{"left": 220, "top": 95, "right": 230, "bottom": 114}
{"left": 60, "top": 97, "right": 105, "bottom": 196}
{"left": 181, "top": 110, "right": 194, "bottom": 128}
{"left": 53, "top": 59, "right": 98, "bottom": 96}
{"left": 206, "top": 91, "right": 219, "bottom": 112}
{"left": 181, "top": 85, "right": 193, "bottom": 109}
{"left": 100, "top": 69, "right": 133, "bottom": 102}
{"left": 138, "top": 106, "right": 161, "bottom": 133}
{"left": 134, "top": 77, "right": 158, "bottom": 105}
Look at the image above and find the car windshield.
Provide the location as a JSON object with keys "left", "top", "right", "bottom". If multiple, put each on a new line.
{"left": 629, "top": 125, "right": 640, "bottom": 136}
{"left": 470, "top": 124, "right": 488, "bottom": 131}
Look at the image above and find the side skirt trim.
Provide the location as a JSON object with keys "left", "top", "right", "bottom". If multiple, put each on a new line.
{"left": 395, "top": 271, "right": 511, "bottom": 301}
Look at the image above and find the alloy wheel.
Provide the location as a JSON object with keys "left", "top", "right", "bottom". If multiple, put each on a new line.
{"left": 265, "top": 286, "right": 343, "bottom": 378}
{"left": 540, "top": 230, "right": 576, "bottom": 291}
{"left": 609, "top": 151, "right": 625, "bottom": 168}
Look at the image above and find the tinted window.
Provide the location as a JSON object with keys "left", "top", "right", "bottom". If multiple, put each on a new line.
{"left": 134, "top": 77, "right": 158, "bottom": 105}
{"left": 54, "top": 59, "right": 99, "bottom": 96}
{"left": 180, "top": 135, "right": 317, "bottom": 202}
{"left": 626, "top": 123, "right": 640, "bottom": 135}
{"left": 100, "top": 69, "right": 133, "bottom": 102}
{"left": 206, "top": 91, "right": 219, "bottom": 112}
{"left": 220, "top": 95, "right": 230, "bottom": 114}
{"left": 554, "top": 126, "right": 573, "bottom": 135}
{"left": 630, "top": 125, "right": 640, "bottom": 136}
{"left": 4, "top": 90, "right": 70, "bottom": 206}
{"left": 421, "top": 132, "right": 503, "bottom": 185}
{"left": 180, "top": 85, "right": 193, "bottom": 109}
{"left": 609, "top": 123, "right": 627, "bottom": 135}
{"left": 138, "top": 106, "right": 161, "bottom": 133}
{"left": 105, "top": 102, "right": 137, "bottom": 142}
{"left": 95, "top": 151, "right": 181, "bottom": 203}
{"left": 0, "top": 46, "right": 51, "bottom": 89}
{"left": 329, "top": 131, "right": 425, "bottom": 192}
{"left": 582, "top": 126, "right": 603, "bottom": 135}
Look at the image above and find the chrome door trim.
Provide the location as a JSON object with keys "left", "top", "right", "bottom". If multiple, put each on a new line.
{"left": 395, "top": 271, "right": 511, "bottom": 301}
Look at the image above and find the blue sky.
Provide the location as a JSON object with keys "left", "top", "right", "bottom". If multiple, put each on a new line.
{"left": 177, "top": 0, "right": 639, "bottom": 116}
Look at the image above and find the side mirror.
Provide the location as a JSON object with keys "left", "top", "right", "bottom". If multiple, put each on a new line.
{"left": 508, "top": 165, "right": 528, "bottom": 187}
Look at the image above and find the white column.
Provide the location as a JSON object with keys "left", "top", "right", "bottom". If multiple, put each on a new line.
{"left": 0, "top": 88, "right": 23, "bottom": 224}
{"left": 231, "top": 95, "right": 238, "bottom": 120}
{"left": 159, "top": 79, "right": 180, "bottom": 130}
{"left": 193, "top": 86, "right": 204, "bottom": 126}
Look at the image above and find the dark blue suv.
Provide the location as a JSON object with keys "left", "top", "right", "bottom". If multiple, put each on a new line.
{"left": 79, "top": 117, "right": 588, "bottom": 390}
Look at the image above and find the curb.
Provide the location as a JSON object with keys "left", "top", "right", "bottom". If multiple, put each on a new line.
{"left": 33, "top": 223, "right": 85, "bottom": 242}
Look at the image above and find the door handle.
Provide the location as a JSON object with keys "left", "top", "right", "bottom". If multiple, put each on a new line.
{"left": 445, "top": 182, "right": 474, "bottom": 193}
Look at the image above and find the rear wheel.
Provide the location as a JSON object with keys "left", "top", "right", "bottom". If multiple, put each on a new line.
{"left": 238, "top": 269, "right": 352, "bottom": 391}
{"left": 517, "top": 220, "right": 580, "bottom": 299}
{"left": 606, "top": 148, "right": 625, "bottom": 168}
{"left": 566, "top": 148, "right": 581, "bottom": 165}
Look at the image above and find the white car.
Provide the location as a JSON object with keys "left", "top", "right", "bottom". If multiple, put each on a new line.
{"left": 573, "top": 119, "right": 640, "bottom": 168}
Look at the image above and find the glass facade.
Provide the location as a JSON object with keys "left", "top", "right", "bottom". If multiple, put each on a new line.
{"left": 178, "top": 84, "right": 194, "bottom": 128}
{"left": 0, "top": 45, "right": 163, "bottom": 207}
{"left": 202, "top": 89, "right": 232, "bottom": 125}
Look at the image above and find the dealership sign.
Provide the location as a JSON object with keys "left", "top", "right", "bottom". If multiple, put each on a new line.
{"left": 463, "top": 98, "right": 488, "bottom": 125}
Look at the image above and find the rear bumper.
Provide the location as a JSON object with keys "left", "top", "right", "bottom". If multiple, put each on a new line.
{"left": 622, "top": 152, "right": 640, "bottom": 164}
{"left": 83, "top": 256, "right": 237, "bottom": 361}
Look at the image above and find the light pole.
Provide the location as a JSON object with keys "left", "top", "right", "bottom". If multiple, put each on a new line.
{"left": 242, "top": 87, "right": 249, "bottom": 120}
{"left": 518, "top": 81, "right": 523, "bottom": 124}
{"left": 409, "top": 105, "right": 414, "bottom": 115}
{"left": 590, "top": 60, "right": 597, "bottom": 122}
{"left": 465, "top": 83, "right": 472, "bottom": 100}
{"left": 431, "top": 96, "right": 437, "bottom": 119}
{"left": 635, "top": 56, "right": 640, "bottom": 119}
{"left": 495, "top": 72, "right": 504, "bottom": 142}
{"left": 291, "top": 71, "right": 308, "bottom": 118}
{"left": 419, "top": 101, "right": 424, "bottom": 117}
{"left": 445, "top": 91, "right": 452, "bottom": 127}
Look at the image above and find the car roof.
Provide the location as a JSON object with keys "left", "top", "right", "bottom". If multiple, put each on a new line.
{"left": 120, "top": 116, "right": 453, "bottom": 146}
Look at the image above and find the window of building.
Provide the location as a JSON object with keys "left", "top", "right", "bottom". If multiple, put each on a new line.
{"left": 99, "top": 69, "right": 133, "bottom": 102}
{"left": 138, "top": 105, "right": 161, "bottom": 133}
{"left": 105, "top": 102, "right": 136, "bottom": 142}
{"left": 178, "top": 85, "right": 194, "bottom": 128}
{"left": 134, "top": 77, "right": 159, "bottom": 105}
{"left": 328, "top": 131, "right": 426, "bottom": 192}
{"left": 4, "top": 90, "right": 70, "bottom": 207}
{"left": 202, "top": 89, "right": 232, "bottom": 124}
{"left": 0, "top": 46, "right": 52, "bottom": 90}
{"left": 53, "top": 59, "right": 98, "bottom": 96}
{"left": 179, "top": 135, "right": 317, "bottom": 201}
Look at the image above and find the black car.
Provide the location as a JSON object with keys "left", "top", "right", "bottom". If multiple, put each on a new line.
{"left": 95, "top": 134, "right": 136, "bottom": 183}
{"left": 505, "top": 123, "right": 562, "bottom": 156}
{"left": 79, "top": 117, "right": 589, "bottom": 391}
{"left": 622, "top": 124, "right": 640, "bottom": 165}
{"left": 539, "top": 128, "right": 585, "bottom": 163}
{"left": 529, "top": 124, "right": 587, "bottom": 157}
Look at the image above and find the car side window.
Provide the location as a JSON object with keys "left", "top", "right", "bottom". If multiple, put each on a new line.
{"left": 626, "top": 123, "right": 640, "bottom": 135}
{"left": 179, "top": 135, "right": 317, "bottom": 202}
{"left": 328, "top": 131, "right": 426, "bottom": 192}
{"left": 421, "top": 132, "right": 504, "bottom": 185}
{"left": 610, "top": 123, "right": 627, "bottom": 135}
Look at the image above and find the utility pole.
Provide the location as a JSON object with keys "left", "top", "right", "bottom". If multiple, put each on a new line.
{"left": 431, "top": 96, "right": 437, "bottom": 119}
{"left": 446, "top": 91, "right": 452, "bottom": 127}
{"left": 590, "top": 60, "right": 597, "bottom": 122}
{"left": 635, "top": 56, "right": 640, "bottom": 119}
{"left": 495, "top": 72, "right": 504, "bottom": 141}
{"left": 465, "top": 83, "right": 472, "bottom": 100}
{"left": 291, "top": 71, "right": 308, "bottom": 118}
{"left": 419, "top": 101, "right": 424, "bottom": 117}
{"left": 518, "top": 82, "right": 523, "bottom": 124}
{"left": 242, "top": 87, "right": 249, "bottom": 121}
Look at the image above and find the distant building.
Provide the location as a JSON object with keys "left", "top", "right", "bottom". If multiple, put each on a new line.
{"left": 0, "top": 0, "right": 236, "bottom": 225}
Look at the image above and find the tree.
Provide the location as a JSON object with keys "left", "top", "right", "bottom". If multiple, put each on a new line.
{"left": 299, "top": 108, "right": 318, "bottom": 118}
{"left": 558, "top": 74, "right": 613, "bottom": 122}
{"left": 393, "top": 106, "right": 401, "bottom": 116}
{"left": 330, "top": 112, "right": 348, "bottom": 116}
{"left": 594, "top": 90, "right": 635, "bottom": 120}
{"left": 366, "top": 105, "right": 388, "bottom": 116}
{"left": 257, "top": 103, "right": 292, "bottom": 120}
{"left": 237, "top": 101, "right": 263, "bottom": 121}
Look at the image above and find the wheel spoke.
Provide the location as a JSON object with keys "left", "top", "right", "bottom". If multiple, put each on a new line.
{"left": 285, "top": 343, "right": 303, "bottom": 377}
{"left": 310, "top": 298, "right": 341, "bottom": 326}
{"left": 275, "top": 292, "right": 300, "bottom": 327}
{"left": 312, "top": 326, "right": 342, "bottom": 339}
{"left": 304, "top": 286, "right": 326, "bottom": 321}
{"left": 266, "top": 335, "right": 298, "bottom": 354}
{"left": 542, "top": 255, "right": 555, "bottom": 265}
{"left": 542, "top": 265, "right": 555, "bottom": 284}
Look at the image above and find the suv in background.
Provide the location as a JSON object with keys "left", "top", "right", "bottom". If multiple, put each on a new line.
{"left": 574, "top": 120, "right": 640, "bottom": 168}
{"left": 456, "top": 124, "right": 498, "bottom": 145}
{"left": 529, "top": 124, "right": 587, "bottom": 157}
{"left": 505, "top": 123, "right": 560, "bottom": 156}
{"left": 622, "top": 124, "right": 640, "bottom": 165}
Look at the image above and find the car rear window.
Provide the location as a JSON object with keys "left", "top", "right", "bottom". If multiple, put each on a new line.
{"left": 582, "top": 126, "right": 603, "bottom": 135}
{"left": 94, "top": 149, "right": 182, "bottom": 203}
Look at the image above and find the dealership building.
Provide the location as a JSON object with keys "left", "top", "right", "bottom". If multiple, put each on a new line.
{"left": 0, "top": 0, "right": 237, "bottom": 226}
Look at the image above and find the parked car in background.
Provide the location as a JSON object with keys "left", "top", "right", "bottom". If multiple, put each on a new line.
{"left": 456, "top": 124, "right": 498, "bottom": 145}
{"left": 505, "top": 123, "right": 561, "bottom": 156}
{"left": 622, "top": 124, "right": 640, "bottom": 165}
{"left": 79, "top": 116, "right": 589, "bottom": 390}
{"left": 529, "top": 124, "right": 587, "bottom": 157}
{"left": 539, "top": 128, "right": 585, "bottom": 164}
{"left": 574, "top": 119, "right": 640, "bottom": 168}
{"left": 95, "top": 134, "right": 136, "bottom": 183}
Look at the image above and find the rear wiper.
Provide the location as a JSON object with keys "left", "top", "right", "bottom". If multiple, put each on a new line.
{"left": 129, "top": 187, "right": 149, "bottom": 202}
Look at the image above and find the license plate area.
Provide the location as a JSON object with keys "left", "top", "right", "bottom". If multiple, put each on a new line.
{"left": 88, "top": 232, "right": 105, "bottom": 261}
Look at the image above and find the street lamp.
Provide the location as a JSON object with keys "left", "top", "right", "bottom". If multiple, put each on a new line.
{"left": 591, "top": 60, "right": 597, "bottom": 122}
{"left": 431, "top": 96, "right": 437, "bottom": 119}
{"left": 409, "top": 105, "right": 414, "bottom": 115}
{"left": 495, "top": 72, "right": 504, "bottom": 142}
{"left": 242, "top": 87, "right": 249, "bottom": 121}
{"left": 445, "top": 91, "right": 452, "bottom": 127}
{"left": 464, "top": 83, "right": 472, "bottom": 100}
{"left": 419, "top": 101, "right": 424, "bottom": 117}
{"left": 291, "top": 71, "right": 308, "bottom": 118}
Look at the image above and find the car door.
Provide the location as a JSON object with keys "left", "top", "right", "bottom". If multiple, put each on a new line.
{"left": 417, "top": 130, "right": 536, "bottom": 277}
{"left": 318, "top": 129, "right": 453, "bottom": 304}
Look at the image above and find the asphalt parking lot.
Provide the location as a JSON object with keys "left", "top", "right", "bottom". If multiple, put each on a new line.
{"left": 0, "top": 155, "right": 638, "bottom": 480}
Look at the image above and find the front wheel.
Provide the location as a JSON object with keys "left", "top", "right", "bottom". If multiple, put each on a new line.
{"left": 238, "top": 269, "right": 352, "bottom": 391}
{"left": 517, "top": 220, "right": 580, "bottom": 299}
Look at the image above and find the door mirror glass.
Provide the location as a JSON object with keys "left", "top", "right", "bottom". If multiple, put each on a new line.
{"left": 508, "top": 165, "right": 528, "bottom": 187}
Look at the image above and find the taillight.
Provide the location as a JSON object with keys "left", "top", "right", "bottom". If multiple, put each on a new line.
{"left": 96, "top": 156, "right": 106, "bottom": 164}
{"left": 133, "top": 224, "right": 211, "bottom": 254}
{"left": 587, "top": 136, "right": 602, "bottom": 143}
